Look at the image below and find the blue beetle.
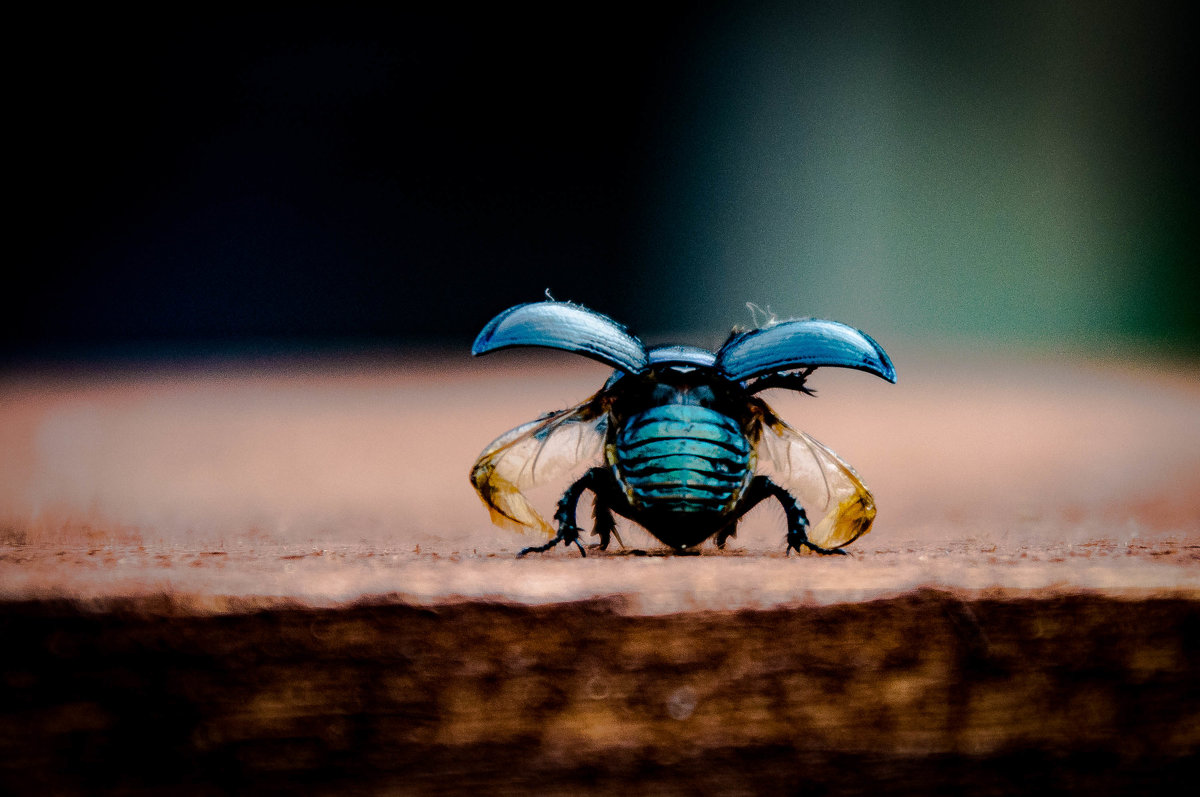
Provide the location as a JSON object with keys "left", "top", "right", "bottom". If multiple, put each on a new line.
{"left": 470, "top": 301, "right": 896, "bottom": 556}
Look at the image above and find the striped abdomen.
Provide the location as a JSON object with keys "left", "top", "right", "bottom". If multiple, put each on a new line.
{"left": 610, "top": 404, "right": 753, "bottom": 515}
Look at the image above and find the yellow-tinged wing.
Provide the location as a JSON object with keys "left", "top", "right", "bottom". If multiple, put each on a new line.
{"left": 753, "top": 400, "right": 876, "bottom": 550}
{"left": 470, "top": 394, "right": 608, "bottom": 537}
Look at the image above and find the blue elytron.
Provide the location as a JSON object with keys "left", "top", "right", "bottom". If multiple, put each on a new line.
{"left": 470, "top": 301, "right": 896, "bottom": 556}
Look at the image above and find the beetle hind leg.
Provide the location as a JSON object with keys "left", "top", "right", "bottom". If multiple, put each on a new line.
{"left": 517, "top": 467, "right": 613, "bottom": 558}
{"left": 738, "top": 476, "right": 847, "bottom": 556}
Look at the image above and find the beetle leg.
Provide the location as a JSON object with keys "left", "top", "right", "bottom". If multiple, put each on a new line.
{"left": 515, "top": 531, "right": 578, "bottom": 557}
{"left": 589, "top": 470, "right": 627, "bottom": 550}
{"left": 714, "top": 522, "right": 738, "bottom": 549}
{"left": 738, "top": 476, "right": 847, "bottom": 556}
{"left": 518, "top": 467, "right": 609, "bottom": 558}
{"left": 592, "top": 496, "right": 618, "bottom": 550}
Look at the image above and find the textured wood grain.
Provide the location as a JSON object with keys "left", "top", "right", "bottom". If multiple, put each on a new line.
{"left": 2, "top": 593, "right": 1198, "bottom": 795}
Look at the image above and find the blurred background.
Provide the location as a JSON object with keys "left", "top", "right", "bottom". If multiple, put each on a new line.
{"left": 6, "top": 0, "right": 1196, "bottom": 363}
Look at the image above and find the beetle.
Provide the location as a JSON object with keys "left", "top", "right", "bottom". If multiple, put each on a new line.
{"left": 469, "top": 301, "right": 896, "bottom": 556}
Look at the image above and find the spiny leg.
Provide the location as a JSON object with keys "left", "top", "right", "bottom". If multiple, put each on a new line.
{"left": 518, "top": 467, "right": 611, "bottom": 558}
{"left": 738, "top": 476, "right": 847, "bottom": 556}
{"left": 592, "top": 493, "right": 621, "bottom": 551}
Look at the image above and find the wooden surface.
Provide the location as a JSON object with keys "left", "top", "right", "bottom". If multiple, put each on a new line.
{"left": 3, "top": 346, "right": 1198, "bottom": 600}
{"left": 1, "top": 346, "right": 1198, "bottom": 793}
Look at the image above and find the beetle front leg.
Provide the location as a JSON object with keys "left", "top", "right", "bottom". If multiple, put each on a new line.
{"left": 517, "top": 467, "right": 610, "bottom": 558}
{"left": 739, "top": 476, "right": 847, "bottom": 556}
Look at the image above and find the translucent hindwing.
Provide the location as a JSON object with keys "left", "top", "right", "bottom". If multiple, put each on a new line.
{"left": 469, "top": 393, "right": 608, "bottom": 537}
{"left": 750, "top": 398, "right": 876, "bottom": 550}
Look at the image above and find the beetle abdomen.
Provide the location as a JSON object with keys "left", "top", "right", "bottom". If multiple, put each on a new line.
{"left": 612, "top": 405, "right": 752, "bottom": 514}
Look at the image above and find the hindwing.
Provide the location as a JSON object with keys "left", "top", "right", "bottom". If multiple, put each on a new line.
{"left": 751, "top": 399, "right": 876, "bottom": 550}
{"left": 470, "top": 393, "right": 608, "bottom": 536}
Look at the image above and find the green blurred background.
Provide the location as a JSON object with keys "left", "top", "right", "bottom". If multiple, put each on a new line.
{"left": 635, "top": 1, "right": 1196, "bottom": 351}
{"left": 8, "top": 1, "right": 1195, "bottom": 361}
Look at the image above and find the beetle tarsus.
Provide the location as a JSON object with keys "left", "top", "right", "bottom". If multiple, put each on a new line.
{"left": 517, "top": 537, "right": 563, "bottom": 557}
{"left": 786, "top": 530, "right": 848, "bottom": 556}
{"left": 517, "top": 523, "right": 585, "bottom": 557}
